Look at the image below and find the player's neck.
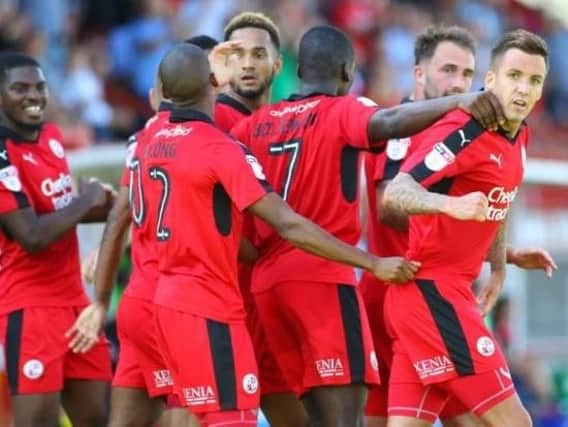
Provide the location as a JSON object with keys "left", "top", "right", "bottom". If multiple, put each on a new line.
{"left": 0, "top": 114, "right": 40, "bottom": 141}
{"left": 501, "top": 120, "right": 521, "bottom": 139}
{"left": 170, "top": 100, "right": 212, "bottom": 118}
{"left": 225, "top": 89, "right": 268, "bottom": 112}
{"left": 299, "top": 82, "right": 339, "bottom": 97}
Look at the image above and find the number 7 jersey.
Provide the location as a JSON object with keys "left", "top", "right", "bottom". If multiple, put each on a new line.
{"left": 231, "top": 93, "right": 384, "bottom": 292}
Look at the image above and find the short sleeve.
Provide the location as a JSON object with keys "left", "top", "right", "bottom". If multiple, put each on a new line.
{"left": 120, "top": 133, "right": 139, "bottom": 187}
{"left": 401, "top": 113, "right": 485, "bottom": 189}
{"left": 213, "top": 140, "right": 273, "bottom": 212}
{"left": 0, "top": 163, "right": 30, "bottom": 214}
{"left": 339, "top": 96, "right": 383, "bottom": 151}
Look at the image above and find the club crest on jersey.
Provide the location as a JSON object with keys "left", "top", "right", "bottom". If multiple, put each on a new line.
{"left": 242, "top": 373, "right": 259, "bottom": 394}
{"left": 23, "top": 359, "right": 44, "bottom": 380}
{"left": 476, "top": 336, "right": 495, "bottom": 357}
{"left": 0, "top": 165, "right": 22, "bottom": 192}
{"left": 246, "top": 155, "right": 266, "bottom": 180}
{"left": 49, "top": 138, "right": 65, "bottom": 159}
{"left": 424, "top": 142, "right": 455, "bottom": 172}
{"left": 386, "top": 137, "right": 411, "bottom": 161}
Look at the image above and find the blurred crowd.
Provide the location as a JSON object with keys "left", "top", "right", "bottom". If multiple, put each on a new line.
{"left": 0, "top": 0, "right": 566, "bottom": 156}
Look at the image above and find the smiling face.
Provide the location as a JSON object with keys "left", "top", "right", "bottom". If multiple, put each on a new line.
{"left": 0, "top": 66, "right": 48, "bottom": 132}
{"left": 226, "top": 27, "right": 281, "bottom": 100}
{"left": 484, "top": 47, "right": 547, "bottom": 128}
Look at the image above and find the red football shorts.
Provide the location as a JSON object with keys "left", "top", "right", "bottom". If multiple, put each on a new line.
{"left": 0, "top": 306, "right": 112, "bottom": 394}
{"left": 360, "top": 272, "right": 392, "bottom": 417}
{"left": 255, "top": 282, "right": 380, "bottom": 395}
{"left": 388, "top": 351, "right": 515, "bottom": 422}
{"left": 154, "top": 306, "right": 259, "bottom": 414}
{"left": 113, "top": 295, "right": 173, "bottom": 397}
{"left": 198, "top": 409, "right": 258, "bottom": 426}
{"left": 245, "top": 298, "right": 291, "bottom": 396}
{"left": 384, "top": 277, "right": 516, "bottom": 421}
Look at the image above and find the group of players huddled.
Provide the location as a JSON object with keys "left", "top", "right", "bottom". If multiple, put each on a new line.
{"left": 0, "top": 9, "right": 559, "bottom": 427}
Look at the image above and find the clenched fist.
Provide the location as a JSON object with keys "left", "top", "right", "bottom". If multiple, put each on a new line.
{"left": 372, "top": 257, "right": 421, "bottom": 283}
{"left": 443, "top": 191, "right": 488, "bottom": 222}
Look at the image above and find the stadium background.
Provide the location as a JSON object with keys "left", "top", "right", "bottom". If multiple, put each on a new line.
{"left": 0, "top": 0, "right": 567, "bottom": 425}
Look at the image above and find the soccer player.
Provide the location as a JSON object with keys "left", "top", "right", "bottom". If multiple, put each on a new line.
{"left": 0, "top": 53, "right": 113, "bottom": 427}
{"left": 214, "top": 12, "right": 282, "bottom": 133}
{"left": 362, "top": 25, "right": 556, "bottom": 427}
{"left": 141, "top": 42, "right": 419, "bottom": 427}
{"left": 211, "top": 13, "right": 311, "bottom": 427}
{"left": 230, "top": 25, "right": 507, "bottom": 427}
{"left": 66, "top": 35, "right": 222, "bottom": 427}
{"left": 382, "top": 29, "right": 548, "bottom": 427}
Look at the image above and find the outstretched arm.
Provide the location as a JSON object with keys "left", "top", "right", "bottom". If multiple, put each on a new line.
{"left": 247, "top": 192, "right": 420, "bottom": 283}
{"left": 367, "top": 91, "right": 505, "bottom": 143}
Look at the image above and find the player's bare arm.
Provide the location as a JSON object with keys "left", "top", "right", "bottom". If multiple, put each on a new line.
{"left": 0, "top": 179, "right": 108, "bottom": 253}
{"left": 247, "top": 192, "right": 420, "bottom": 283}
{"left": 239, "top": 237, "right": 259, "bottom": 265}
{"left": 367, "top": 91, "right": 506, "bottom": 143}
{"left": 66, "top": 187, "right": 131, "bottom": 353}
{"left": 478, "top": 219, "right": 508, "bottom": 315}
{"left": 383, "top": 172, "right": 488, "bottom": 222}
{"left": 376, "top": 180, "right": 409, "bottom": 231}
{"left": 506, "top": 245, "right": 557, "bottom": 278}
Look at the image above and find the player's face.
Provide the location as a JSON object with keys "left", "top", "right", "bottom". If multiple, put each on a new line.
{"left": 0, "top": 66, "right": 48, "bottom": 131}
{"left": 484, "top": 48, "right": 546, "bottom": 126}
{"left": 418, "top": 41, "right": 475, "bottom": 99}
{"left": 227, "top": 27, "right": 281, "bottom": 99}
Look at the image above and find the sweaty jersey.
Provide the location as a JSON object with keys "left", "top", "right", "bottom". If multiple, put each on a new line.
{"left": 119, "top": 105, "right": 171, "bottom": 301}
{"left": 401, "top": 109, "right": 527, "bottom": 281}
{"left": 0, "top": 124, "right": 87, "bottom": 314}
{"left": 232, "top": 93, "right": 384, "bottom": 291}
{"left": 142, "top": 108, "right": 271, "bottom": 322}
{"left": 214, "top": 93, "right": 252, "bottom": 133}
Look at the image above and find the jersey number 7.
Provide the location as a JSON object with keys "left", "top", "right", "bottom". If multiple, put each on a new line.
{"left": 268, "top": 138, "right": 302, "bottom": 201}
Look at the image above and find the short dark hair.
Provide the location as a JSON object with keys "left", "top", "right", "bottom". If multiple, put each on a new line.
{"left": 298, "top": 25, "right": 354, "bottom": 81}
{"left": 0, "top": 52, "right": 40, "bottom": 83}
{"left": 490, "top": 29, "right": 549, "bottom": 69}
{"left": 184, "top": 35, "right": 219, "bottom": 51}
{"left": 414, "top": 25, "right": 476, "bottom": 65}
{"left": 224, "top": 12, "right": 280, "bottom": 50}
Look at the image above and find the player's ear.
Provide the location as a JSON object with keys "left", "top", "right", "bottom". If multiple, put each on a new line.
{"left": 484, "top": 70, "right": 496, "bottom": 90}
{"left": 341, "top": 62, "right": 353, "bottom": 83}
{"left": 414, "top": 64, "right": 425, "bottom": 86}
{"left": 273, "top": 54, "right": 283, "bottom": 75}
{"left": 209, "top": 72, "right": 219, "bottom": 89}
{"left": 148, "top": 87, "right": 159, "bottom": 113}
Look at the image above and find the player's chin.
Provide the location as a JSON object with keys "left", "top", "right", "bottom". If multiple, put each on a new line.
{"left": 236, "top": 87, "right": 264, "bottom": 99}
{"left": 18, "top": 117, "right": 45, "bottom": 132}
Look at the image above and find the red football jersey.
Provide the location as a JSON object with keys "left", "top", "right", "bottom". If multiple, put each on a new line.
{"left": 0, "top": 124, "right": 88, "bottom": 314}
{"left": 120, "top": 107, "right": 171, "bottom": 301}
{"left": 212, "top": 94, "right": 255, "bottom": 306}
{"left": 365, "top": 97, "right": 418, "bottom": 258}
{"left": 401, "top": 109, "right": 527, "bottom": 281}
{"left": 231, "top": 93, "right": 384, "bottom": 292}
{"left": 142, "top": 108, "right": 271, "bottom": 322}
{"left": 365, "top": 136, "right": 416, "bottom": 258}
{"left": 214, "top": 93, "right": 252, "bottom": 133}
